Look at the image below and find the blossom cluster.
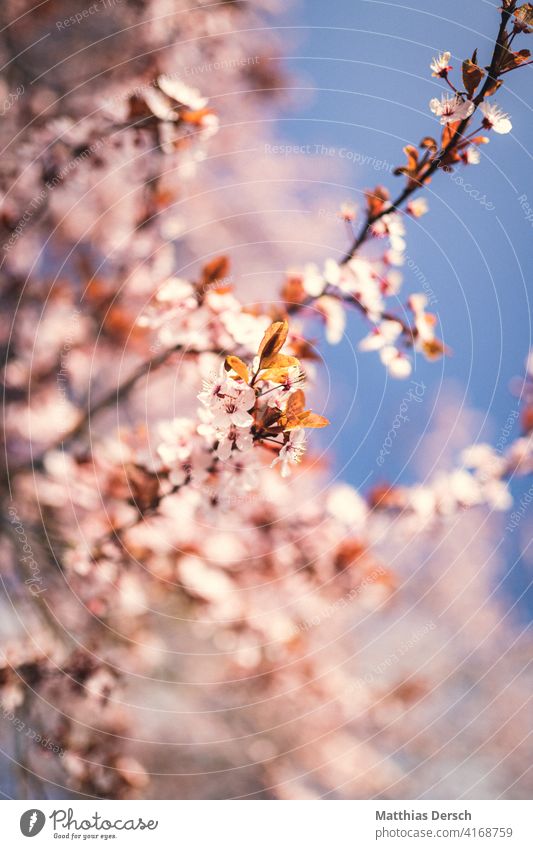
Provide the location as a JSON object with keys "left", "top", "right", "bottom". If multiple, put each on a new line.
{"left": 1, "top": 0, "right": 532, "bottom": 802}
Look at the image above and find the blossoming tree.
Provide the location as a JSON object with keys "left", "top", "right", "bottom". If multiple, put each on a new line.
{"left": 1, "top": 0, "right": 532, "bottom": 799}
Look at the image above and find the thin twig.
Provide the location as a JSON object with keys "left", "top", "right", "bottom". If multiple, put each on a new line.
{"left": 339, "top": 1, "right": 516, "bottom": 265}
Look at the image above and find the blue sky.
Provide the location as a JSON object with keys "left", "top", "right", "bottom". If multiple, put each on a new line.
{"left": 274, "top": 0, "right": 533, "bottom": 615}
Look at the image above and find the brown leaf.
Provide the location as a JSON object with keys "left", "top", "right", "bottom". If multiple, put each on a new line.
{"left": 225, "top": 355, "right": 250, "bottom": 383}
{"left": 514, "top": 48, "right": 531, "bottom": 64}
{"left": 258, "top": 320, "right": 289, "bottom": 366}
{"left": 514, "top": 3, "right": 533, "bottom": 29}
{"left": 499, "top": 34, "right": 531, "bottom": 73}
{"left": 281, "top": 274, "right": 306, "bottom": 306}
{"left": 260, "top": 354, "right": 301, "bottom": 382}
{"left": 421, "top": 338, "right": 447, "bottom": 360}
{"left": 261, "top": 353, "right": 300, "bottom": 370}
{"left": 484, "top": 78, "right": 503, "bottom": 97}
{"left": 286, "top": 389, "right": 306, "bottom": 417}
{"left": 289, "top": 337, "right": 321, "bottom": 361}
{"left": 365, "top": 185, "right": 390, "bottom": 219}
{"left": 277, "top": 390, "right": 306, "bottom": 430}
{"left": 394, "top": 145, "right": 421, "bottom": 187}
{"left": 420, "top": 136, "right": 438, "bottom": 152}
{"left": 259, "top": 367, "right": 291, "bottom": 383}
{"left": 521, "top": 405, "right": 533, "bottom": 433}
{"left": 297, "top": 411, "right": 330, "bottom": 429}
{"left": 441, "top": 120, "right": 461, "bottom": 149}
{"left": 125, "top": 463, "right": 161, "bottom": 513}
{"left": 462, "top": 55, "right": 484, "bottom": 98}
{"left": 199, "top": 256, "right": 230, "bottom": 293}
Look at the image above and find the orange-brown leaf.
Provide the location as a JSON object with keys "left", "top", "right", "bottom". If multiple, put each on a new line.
{"left": 420, "top": 136, "right": 438, "bottom": 152}
{"left": 260, "top": 367, "right": 291, "bottom": 383}
{"left": 422, "top": 338, "right": 447, "bottom": 360}
{"left": 225, "top": 355, "right": 250, "bottom": 383}
{"left": 199, "top": 256, "right": 230, "bottom": 294}
{"left": 462, "top": 56, "right": 484, "bottom": 99}
{"left": 484, "top": 78, "right": 503, "bottom": 98}
{"left": 286, "top": 389, "right": 306, "bottom": 417}
{"left": 181, "top": 108, "right": 214, "bottom": 124}
{"left": 261, "top": 353, "right": 300, "bottom": 370}
{"left": 442, "top": 121, "right": 460, "bottom": 148}
{"left": 258, "top": 320, "right": 289, "bottom": 365}
{"left": 514, "top": 3, "right": 533, "bottom": 28}
{"left": 297, "top": 411, "right": 330, "bottom": 429}
{"left": 365, "top": 185, "right": 390, "bottom": 219}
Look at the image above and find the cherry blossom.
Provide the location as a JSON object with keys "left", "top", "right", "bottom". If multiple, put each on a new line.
{"left": 339, "top": 201, "right": 357, "bottom": 221}
{"left": 359, "top": 320, "right": 403, "bottom": 352}
{"left": 380, "top": 345, "right": 413, "bottom": 378}
{"left": 406, "top": 198, "right": 429, "bottom": 217}
{"left": 1, "top": 0, "right": 531, "bottom": 803}
{"left": 156, "top": 418, "right": 196, "bottom": 466}
{"left": 301, "top": 263, "right": 326, "bottom": 297}
{"left": 271, "top": 428, "right": 307, "bottom": 477}
{"left": 203, "top": 379, "right": 256, "bottom": 430}
{"left": 430, "top": 51, "right": 453, "bottom": 77}
{"left": 316, "top": 295, "right": 346, "bottom": 344}
{"left": 480, "top": 102, "right": 513, "bottom": 134}
{"left": 462, "top": 146, "right": 481, "bottom": 165}
{"left": 215, "top": 425, "right": 254, "bottom": 462}
{"left": 429, "top": 93, "right": 475, "bottom": 124}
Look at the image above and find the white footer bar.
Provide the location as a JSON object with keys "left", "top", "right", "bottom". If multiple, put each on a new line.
{"left": 3, "top": 799, "right": 531, "bottom": 847}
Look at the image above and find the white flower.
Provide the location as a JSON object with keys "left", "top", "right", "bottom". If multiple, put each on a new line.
{"left": 216, "top": 425, "right": 253, "bottom": 461}
{"left": 406, "top": 198, "right": 428, "bottom": 217}
{"left": 480, "top": 102, "right": 512, "bottom": 134}
{"left": 327, "top": 484, "right": 367, "bottom": 529}
{"left": 483, "top": 479, "right": 512, "bottom": 511}
{"left": 461, "top": 443, "right": 507, "bottom": 480}
{"left": 380, "top": 346, "right": 412, "bottom": 378}
{"left": 323, "top": 257, "right": 384, "bottom": 317}
{"left": 316, "top": 295, "right": 346, "bottom": 345}
{"left": 339, "top": 202, "right": 356, "bottom": 221}
{"left": 433, "top": 469, "right": 482, "bottom": 514}
{"left": 430, "top": 51, "right": 452, "bottom": 77}
{"left": 408, "top": 293, "right": 436, "bottom": 343}
{"left": 372, "top": 213, "right": 405, "bottom": 253}
{"left": 211, "top": 382, "right": 256, "bottom": 430}
{"left": 198, "top": 112, "right": 219, "bottom": 140}
{"left": 157, "top": 418, "right": 196, "bottom": 466}
{"left": 155, "top": 277, "right": 196, "bottom": 305}
{"left": 220, "top": 454, "right": 260, "bottom": 495}
{"left": 157, "top": 75, "right": 208, "bottom": 111}
{"left": 196, "top": 406, "right": 218, "bottom": 445}
{"left": 464, "top": 146, "right": 481, "bottom": 165}
{"left": 143, "top": 87, "right": 178, "bottom": 122}
{"left": 301, "top": 263, "right": 326, "bottom": 297}
{"left": 324, "top": 257, "right": 372, "bottom": 296}
{"left": 429, "top": 94, "right": 474, "bottom": 125}
{"left": 359, "top": 320, "right": 403, "bottom": 352}
{"left": 271, "top": 428, "right": 307, "bottom": 477}
{"left": 506, "top": 436, "right": 533, "bottom": 476}
{"left": 137, "top": 278, "right": 197, "bottom": 332}
{"left": 220, "top": 310, "right": 270, "bottom": 353}
{"left": 198, "top": 366, "right": 255, "bottom": 430}
{"left": 198, "top": 365, "right": 232, "bottom": 408}
{"left": 382, "top": 269, "right": 402, "bottom": 296}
